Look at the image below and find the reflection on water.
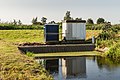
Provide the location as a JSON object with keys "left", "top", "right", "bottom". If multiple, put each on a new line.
{"left": 61, "top": 57, "right": 86, "bottom": 79}
{"left": 36, "top": 57, "right": 120, "bottom": 80}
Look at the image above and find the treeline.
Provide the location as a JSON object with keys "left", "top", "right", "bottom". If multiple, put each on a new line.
{"left": 86, "top": 18, "right": 120, "bottom": 30}
{"left": 0, "top": 16, "right": 57, "bottom": 30}
{"left": 86, "top": 24, "right": 120, "bottom": 30}
{"left": 0, "top": 20, "right": 120, "bottom": 30}
{"left": 0, "top": 11, "right": 120, "bottom": 30}
{"left": 63, "top": 11, "right": 120, "bottom": 30}
{"left": 0, "top": 23, "right": 44, "bottom": 30}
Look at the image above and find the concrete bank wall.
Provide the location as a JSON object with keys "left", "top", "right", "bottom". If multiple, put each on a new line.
{"left": 18, "top": 44, "right": 95, "bottom": 53}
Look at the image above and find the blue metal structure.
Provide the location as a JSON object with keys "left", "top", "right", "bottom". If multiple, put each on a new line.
{"left": 44, "top": 24, "right": 59, "bottom": 43}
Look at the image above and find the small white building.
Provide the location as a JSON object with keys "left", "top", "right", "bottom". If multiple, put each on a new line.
{"left": 62, "top": 20, "right": 86, "bottom": 40}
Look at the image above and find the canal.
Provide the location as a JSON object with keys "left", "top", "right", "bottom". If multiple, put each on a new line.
{"left": 36, "top": 57, "right": 120, "bottom": 80}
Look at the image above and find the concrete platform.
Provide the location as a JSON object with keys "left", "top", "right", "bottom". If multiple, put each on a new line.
{"left": 18, "top": 44, "right": 95, "bottom": 53}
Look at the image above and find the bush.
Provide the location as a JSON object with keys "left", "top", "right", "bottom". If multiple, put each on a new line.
{"left": 97, "top": 25, "right": 118, "bottom": 40}
{"left": 86, "top": 24, "right": 106, "bottom": 30}
{"left": 112, "top": 24, "right": 120, "bottom": 30}
{"left": 86, "top": 23, "right": 120, "bottom": 31}
{"left": 96, "top": 39, "right": 115, "bottom": 48}
{"left": 98, "top": 31, "right": 110, "bottom": 40}
{"left": 107, "top": 43, "right": 120, "bottom": 63}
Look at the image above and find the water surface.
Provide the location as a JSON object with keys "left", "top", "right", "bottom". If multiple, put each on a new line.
{"left": 37, "top": 57, "right": 120, "bottom": 80}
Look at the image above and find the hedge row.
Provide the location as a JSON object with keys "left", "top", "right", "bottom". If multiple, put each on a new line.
{"left": 0, "top": 24, "right": 44, "bottom": 30}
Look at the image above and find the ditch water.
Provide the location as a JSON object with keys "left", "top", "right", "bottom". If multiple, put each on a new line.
{"left": 36, "top": 57, "right": 120, "bottom": 80}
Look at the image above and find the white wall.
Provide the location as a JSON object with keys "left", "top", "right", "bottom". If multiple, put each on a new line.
{"left": 62, "top": 22, "right": 86, "bottom": 40}
{"left": 62, "top": 23, "right": 66, "bottom": 37}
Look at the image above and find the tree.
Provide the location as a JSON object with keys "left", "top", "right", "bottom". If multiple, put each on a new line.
{"left": 87, "top": 18, "right": 94, "bottom": 24}
{"left": 97, "top": 18, "right": 105, "bottom": 24}
{"left": 75, "top": 18, "right": 82, "bottom": 21}
{"left": 41, "top": 17, "right": 47, "bottom": 25}
{"left": 64, "top": 11, "right": 72, "bottom": 20}
{"left": 32, "top": 17, "right": 38, "bottom": 25}
{"left": 102, "top": 22, "right": 111, "bottom": 31}
{"left": 49, "top": 21, "right": 55, "bottom": 24}
{"left": 18, "top": 20, "right": 22, "bottom": 25}
{"left": 13, "top": 19, "right": 17, "bottom": 25}
{"left": 32, "top": 18, "right": 35, "bottom": 24}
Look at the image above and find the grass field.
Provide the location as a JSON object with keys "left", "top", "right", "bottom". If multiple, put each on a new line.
{"left": 0, "top": 30, "right": 43, "bottom": 54}
{"left": 0, "top": 30, "right": 101, "bottom": 54}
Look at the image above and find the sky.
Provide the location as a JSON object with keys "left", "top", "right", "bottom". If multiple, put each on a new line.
{"left": 0, "top": 0, "right": 120, "bottom": 24}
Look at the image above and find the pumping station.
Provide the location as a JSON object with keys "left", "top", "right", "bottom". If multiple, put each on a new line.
{"left": 18, "top": 20, "right": 95, "bottom": 53}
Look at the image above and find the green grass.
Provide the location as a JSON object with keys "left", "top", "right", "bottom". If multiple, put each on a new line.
{"left": 106, "top": 43, "right": 120, "bottom": 63}
{"left": 0, "top": 30, "right": 53, "bottom": 80}
{"left": 0, "top": 53, "right": 53, "bottom": 80}
{"left": 34, "top": 51, "right": 102, "bottom": 58}
{"left": 0, "top": 30, "right": 44, "bottom": 43}
{"left": 0, "top": 30, "right": 44, "bottom": 54}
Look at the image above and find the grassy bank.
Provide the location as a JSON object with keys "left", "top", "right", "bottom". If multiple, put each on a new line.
{"left": 106, "top": 42, "right": 120, "bottom": 63}
{"left": 0, "top": 30, "right": 53, "bottom": 79}
{"left": 96, "top": 27, "right": 120, "bottom": 63}
{"left": 0, "top": 30, "right": 44, "bottom": 54}
{"left": 0, "top": 53, "right": 53, "bottom": 79}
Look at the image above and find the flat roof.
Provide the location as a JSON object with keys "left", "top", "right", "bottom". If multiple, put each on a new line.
{"left": 62, "top": 20, "right": 86, "bottom": 23}
{"left": 45, "top": 24, "right": 59, "bottom": 26}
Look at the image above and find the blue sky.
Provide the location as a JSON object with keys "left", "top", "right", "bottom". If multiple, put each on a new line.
{"left": 0, "top": 0, "right": 120, "bottom": 24}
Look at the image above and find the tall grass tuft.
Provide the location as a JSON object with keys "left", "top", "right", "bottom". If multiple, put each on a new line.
{"left": 107, "top": 43, "right": 120, "bottom": 63}
{"left": 26, "top": 52, "right": 34, "bottom": 57}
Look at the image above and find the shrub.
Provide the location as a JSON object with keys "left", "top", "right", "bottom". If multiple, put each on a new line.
{"left": 0, "top": 23, "right": 44, "bottom": 30}
{"left": 107, "top": 43, "right": 120, "bottom": 63}
{"left": 112, "top": 24, "right": 120, "bottom": 30}
{"left": 97, "top": 24, "right": 118, "bottom": 40}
